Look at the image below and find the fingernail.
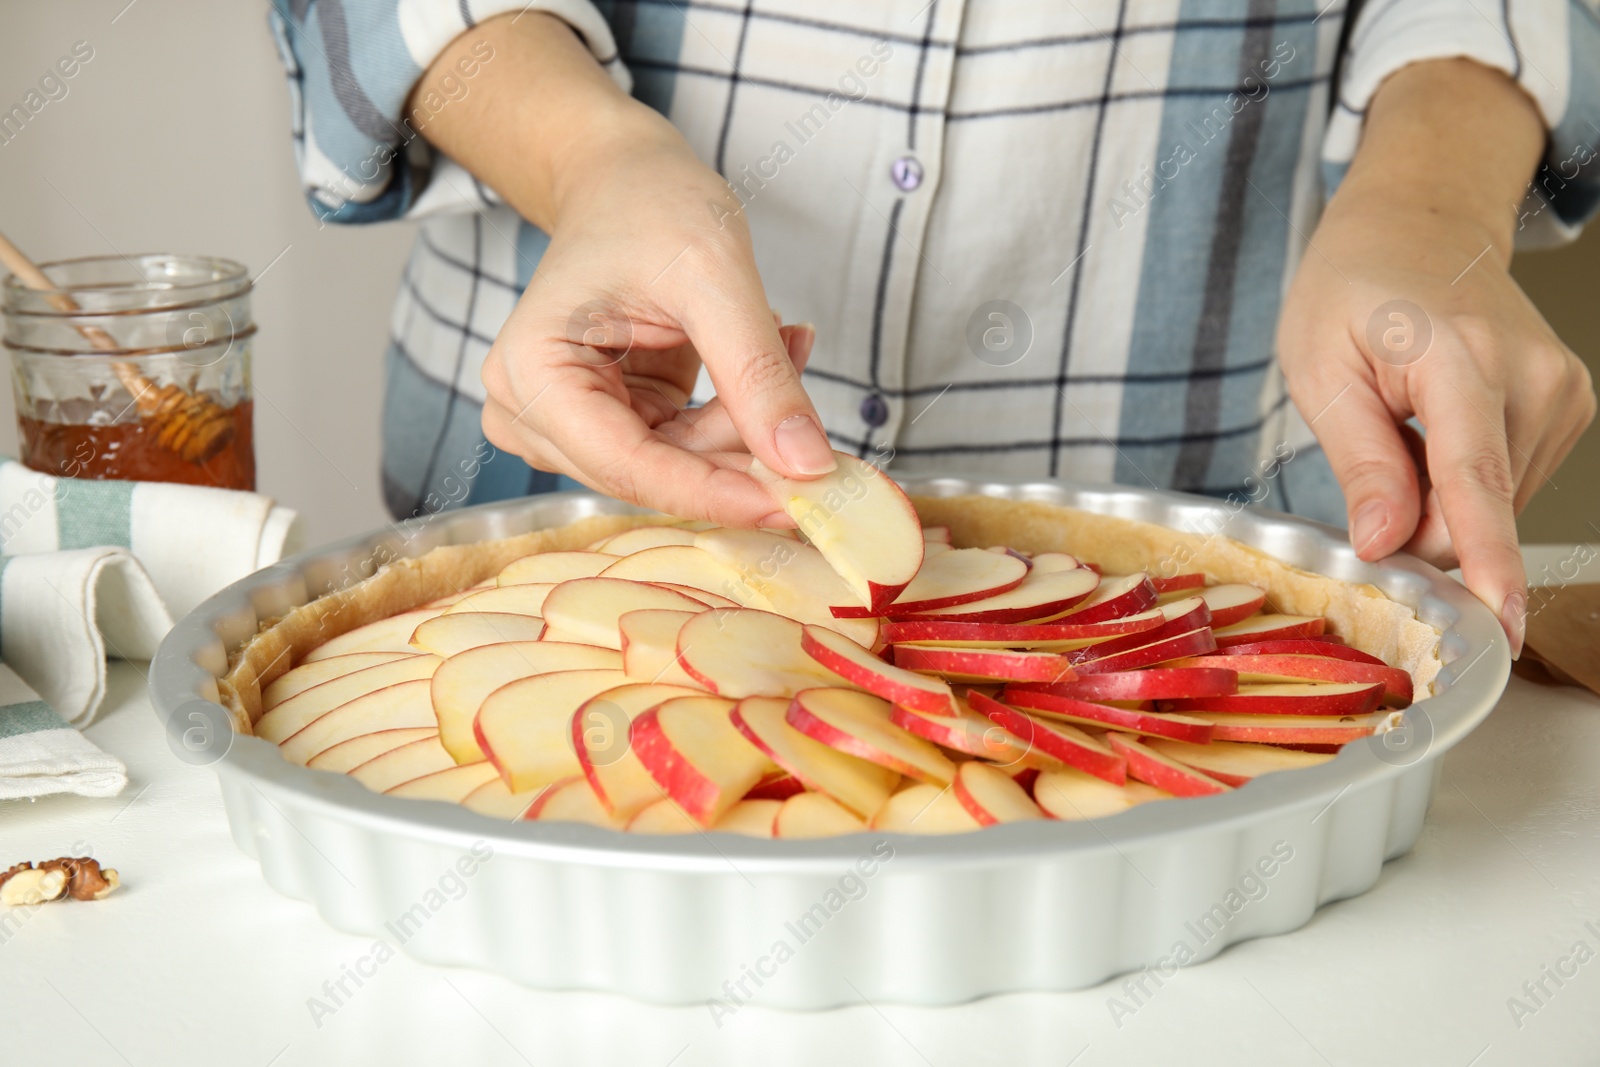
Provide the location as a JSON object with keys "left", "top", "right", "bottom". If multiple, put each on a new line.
{"left": 774, "top": 414, "right": 836, "bottom": 476}
{"left": 1351, "top": 501, "right": 1389, "bottom": 558}
{"left": 757, "top": 510, "right": 796, "bottom": 529}
{"left": 1500, "top": 589, "right": 1527, "bottom": 660}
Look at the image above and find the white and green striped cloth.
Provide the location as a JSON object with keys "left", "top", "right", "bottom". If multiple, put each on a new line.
{"left": 0, "top": 459, "right": 303, "bottom": 799}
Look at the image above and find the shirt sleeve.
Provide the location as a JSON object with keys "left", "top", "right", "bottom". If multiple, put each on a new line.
{"left": 268, "top": 0, "right": 631, "bottom": 224}
{"left": 1322, "top": 0, "right": 1600, "bottom": 248}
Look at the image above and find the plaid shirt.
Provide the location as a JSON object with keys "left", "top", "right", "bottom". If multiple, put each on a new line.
{"left": 270, "top": 0, "right": 1600, "bottom": 523}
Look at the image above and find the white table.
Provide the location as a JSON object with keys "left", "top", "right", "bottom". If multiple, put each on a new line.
{"left": 5, "top": 548, "right": 1599, "bottom": 1066}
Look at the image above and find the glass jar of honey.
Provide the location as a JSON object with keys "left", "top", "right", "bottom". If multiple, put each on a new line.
{"left": 3, "top": 254, "right": 255, "bottom": 490}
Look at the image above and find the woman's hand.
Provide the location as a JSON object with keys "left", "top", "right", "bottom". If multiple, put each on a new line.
{"left": 416, "top": 14, "right": 835, "bottom": 528}
{"left": 1279, "top": 59, "right": 1595, "bottom": 655}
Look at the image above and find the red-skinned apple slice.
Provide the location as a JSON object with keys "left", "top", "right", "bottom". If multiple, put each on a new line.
{"left": 1072, "top": 627, "right": 1218, "bottom": 673}
{"left": 599, "top": 545, "right": 746, "bottom": 602}
{"left": 461, "top": 777, "right": 545, "bottom": 819}
{"left": 1108, "top": 734, "right": 1231, "bottom": 797}
{"left": 869, "top": 783, "right": 982, "bottom": 834}
{"left": 1033, "top": 768, "right": 1172, "bottom": 820}
{"left": 617, "top": 609, "right": 705, "bottom": 688}
{"left": 1012, "top": 666, "right": 1237, "bottom": 702}
{"left": 302, "top": 607, "right": 443, "bottom": 661}
{"left": 1191, "top": 711, "right": 1388, "bottom": 744}
{"left": 1211, "top": 613, "right": 1327, "bottom": 645}
{"left": 1213, "top": 638, "right": 1384, "bottom": 666}
{"left": 349, "top": 735, "right": 457, "bottom": 792}
{"left": 832, "top": 548, "right": 1027, "bottom": 617}
{"left": 893, "top": 645, "right": 1077, "bottom": 684}
{"left": 572, "top": 682, "right": 703, "bottom": 819}
{"left": 880, "top": 611, "right": 1162, "bottom": 651}
{"left": 262, "top": 651, "right": 412, "bottom": 710}
{"left": 889, "top": 702, "right": 1046, "bottom": 766}
{"left": 786, "top": 688, "right": 957, "bottom": 784}
{"left": 1049, "top": 573, "right": 1158, "bottom": 623}
{"left": 775, "top": 792, "right": 866, "bottom": 837}
{"left": 1160, "top": 681, "right": 1384, "bottom": 717}
{"left": 953, "top": 761, "right": 1045, "bottom": 825}
{"left": 474, "top": 669, "right": 631, "bottom": 791}
{"left": 432, "top": 641, "right": 622, "bottom": 763}
{"left": 748, "top": 450, "right": 923, "bottom": 612}
{"left": 887, "top": 566, "right": 1099, "bottom": 625}
{"left": 1145, "top": 738, "right": 1335, "bottom": 786}
{"left": 967, "top": 692, "right": 1126, "bottom": 784}
{"left": 1059, "top": 601, "right": 1208, "bottom": 664}
{"left": 677, "top": 609, "right": 844, "bottom": 698}
{"left": 694, "top": 528, "right": 879, "bottom": 646}
{"left": 997, "top": 687, "right": 1216, "bottom": 743}
{"left": 386, "top": 761, "right": 500, "bottom": 802}
{"left": 306, "top": 726, "right": 437, "bottom": 773}
{"left": 441, "top": 584, "right": 554, "bottom": 617}
{"left": 540, "top": 577, "right": 709, "bottom": 650}
{"left": 1166, "top": 654, "right": 1411, "bottom": 706}
{"left": 409, "top": 612, "right": 548, "bottom": 657}
{"left": 279, "top": 679, "right": 438, "bottom": 764}
{"left": 745, "top": 770, "right": 807, "bottom": 801}
{"left": 630, "top": 695, "right": 772, "bottom": 826}
{"left": 497, "top": 550, "right": 616, "bottom": 586}
{"left": 1194, "top": 584, "right": 1267, "bottom": 628}
{"left": 799, "top": 624, "right": 956, "bottom": 714}
{"left": 596, "top": 525, "right": 697, "bottom": 554}
{"left": 1150, "top": 572, "right": 1207, "bottom": 593}
{"left": 731, "top": 697, "right": 899, "bottom": 817}
{"left": 526, "top": 776, "right": 626, "bottom": 828}
{"left": 256, "top": 655, "right": 441, "bottom": 744}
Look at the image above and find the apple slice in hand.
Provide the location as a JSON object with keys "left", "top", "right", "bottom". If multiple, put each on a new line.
{"left": 775, "top": 792, "right": 866, "bottom": 838}
{"left": 800, "top": 624, "right": 956, "bottom": 714}
{"left": 694, "top": 528, "right": 878, "bottom": 646}
{"left": 431, "top": 640, "right": 622, "bottom": 763}
{"left": 572, "top": 682, "right": 704, "bottom": 819}
{"left": 630, "top": 695, "right": 773, "bottom": 826}
{"left": 279, "top": 679, "right": 439, "bottom": 764}
{"left": 1188, "top": 711, "right": 1389, "bottom": 745}
{"left": 307, "top": 726, "right": 438, "bottom": 774}
{"left": 256, "top": 655, "right": 441, "bottom": 744}
{"left": 1107, "top": 734, "right": 1231, "bottom": 797}
{"left": 1166, "top": 653, "right": 1412, "bottom": 707}
{"left": 539, "top": 577, "right": 710, "bottom": 650}
{"left": 731, "top": 697, "right": 899, "bottom": 818}
{"left": 953, "top": 762, "right": 1044, "bottom": 826}
{"left": 409, "top": 612, "right": 548, "bottom": 657}
{"left": 349, "top": 735, "right": 457, "bottom": 792}
{"left": 869, "top": 783, "right": 982, "bottom": 834}
{"left": 748, "top": 450, "right": 923, "bottom": 612}
{"left": 787, "top": 688, "right": 957, "bottom": 784}
{"left": 526, "top": 776, "right": 626, "bottom": 828}
{"left": 474, "top": 669, "right": 631, "bottom": 791}
{"left": 676, "top": 609, "right": 844, "bottom": 698}
{"left": 833, "top": 548, "right": 1026, "bottom": 617}
{"left": 617, "top": 609, "right": 706, "bottom": 688}
{"left": 1144, "top": 738, "right": 1335, "bottom": 786}
{"left": 1032, "top": 768, "right": 1172, "bottom": 820}
{"left": 1211, "top": 613, "right": 1327, "bottom": 645}
{"left": 1160, "top": 681, "right": 1383, "bottom": 717}
{"left": 892, "top": 645, "right": 1077, "bottom": 684}
{"left": 262, "top": 651, "right": 414, "bottom": 711}
{"left": 498, "top": 550, "right": 616, "bottom": 586}
{"left": 997, "top": 687, "right": 1215, "bottom": 743}
{"left": 967, "top": 692, "right": 1126, "bottom": 784}
{"left": 386, "top": 761, "right": 501, "bottom": 802}
{"left": 887, "top": 565, "right": 1100, "bottom": 624}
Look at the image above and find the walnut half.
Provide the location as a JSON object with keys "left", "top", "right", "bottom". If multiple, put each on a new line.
{"left": 1, "top": 858, "right": 120, "bottom": 905}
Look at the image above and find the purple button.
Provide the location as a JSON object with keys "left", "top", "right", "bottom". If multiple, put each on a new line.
{"left": 859, "top": 393, "right": 889, "bottom": 427}
{"left": 891, "top": 156, "right": 923, "bottom": 192}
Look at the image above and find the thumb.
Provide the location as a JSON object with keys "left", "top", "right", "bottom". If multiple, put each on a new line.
{"left": 1301, "top": 377, "right": 1422, "bottom": 560}
{"left": 677, "top": 262, "right": 836, "bottom": 479}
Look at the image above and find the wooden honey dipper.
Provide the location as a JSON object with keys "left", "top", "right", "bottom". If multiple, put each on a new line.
{"left": 0, "top": 231, "right": 236, "bottom": 464}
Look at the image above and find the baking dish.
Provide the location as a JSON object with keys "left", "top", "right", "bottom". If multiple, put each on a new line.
{"left": 148, "top": 478, "right": 1509, "bottom": 1008}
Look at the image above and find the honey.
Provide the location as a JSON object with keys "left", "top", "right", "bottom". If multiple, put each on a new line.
{"left": 20, "top": 399, "right": 255, "bottom": 490}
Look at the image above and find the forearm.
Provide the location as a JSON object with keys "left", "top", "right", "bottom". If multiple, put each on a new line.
{"left": 1334, "top": 57, "right": 1545, "bottom": 258}
{"left": 408, "top": 12, "right": 678, "bottom": 231}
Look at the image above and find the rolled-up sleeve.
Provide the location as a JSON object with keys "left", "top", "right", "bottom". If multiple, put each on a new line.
{"left": 1322, "top": 0, "right": 1600, "bottom": 246}
{"left": 268, "top": 0, "right": 630, "bottom": 224}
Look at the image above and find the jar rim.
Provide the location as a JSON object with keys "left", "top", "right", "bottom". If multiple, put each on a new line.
{"left": 2, "top": 253, "right": 251, "bottom": 315}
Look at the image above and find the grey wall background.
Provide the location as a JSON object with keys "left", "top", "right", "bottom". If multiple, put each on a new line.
{"left": 1, "top": 1, "right": 1595, "bottom": 548}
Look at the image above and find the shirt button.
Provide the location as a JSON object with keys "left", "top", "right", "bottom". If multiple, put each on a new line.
{"left": 891, "top": 156, "right": 923, "bottom": 192}
{"left": 859, "top": 393, "right": 889, "bottom": 427}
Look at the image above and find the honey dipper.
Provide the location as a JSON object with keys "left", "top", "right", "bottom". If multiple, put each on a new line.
{"left": 0, "top": 231, "right": 235, "bottom": 464}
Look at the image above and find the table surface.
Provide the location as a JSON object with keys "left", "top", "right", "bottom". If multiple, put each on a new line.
{"left": 5, "top": 547, "right": 1599, "bottom": 1067}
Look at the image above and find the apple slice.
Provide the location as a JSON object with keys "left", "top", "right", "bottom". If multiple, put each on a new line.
{"left": 730, "top": 697, "right": 899, "bottom": 817}
{"left": 386, "top": 760, "right": 500, "bottom": 802}
{"left": 832, "top": 548, "right": 1026, "bottom": 617}
{"left": 1165, "top": 653, "right": 1412, "bottom": 707}
{"left": 923, "top": 542, "right": 952, "bottom": 558}
{"left": 889, "top": 702, "right": 1046, "bottom": 766}
{"left": 799, "top": 624, "right": 956, "bottom": 714}
{"left": 1215, "top": 638, "right": 1385, "bottom": 666}
{"left": 694, "top": 528, "right": 879, "bottom": 646}
{"left": 461, "top": 777, "right": 545, "bottom": 819}
{"left": 713, "top": 799, "right": 783, "bottom": 837}
{"left": 420, "top": 580, "right": 493, "bottom": 610}
{"left": 572, "top": 682, "right": 704, "bottom": 819}
{"left": 1073, "top": 627, "right": 1218, "bottom": 673}
{"left": 749, "top": 450, "right": 923, "bottom": 612}
{"left": 526, "top": 776, "right": 626, "bottom": 828}
{"left": 1195, "top": 584, "right": 1268, "bottom": 628}
{"left": 432, "top": 641, "right": 622, "bottom": 763}
{"left": 893, "top": 645, "right": 1077, "bottom": 684}
{"left": 408, "top": 612, "right": 548, "bottom": 657}
{"left": 676, "top": 609, "right": 844, "bottom": 698}
{"left": 599, "top": 545, "right": 746, "bottom": 602}
{"left": 889, "top": 566, "right": 1099, "bottom": 624}
{"left": 1050, "top": 573, "right": 1159, "bottom": 623}
{"left": 349, "top": 735, "right": 458, "bottom": 792}
{"left": 630, "top": 695, "right": 772, "bottom": 826}
{"left": 306, "top": 727, "right": 437, "bottom": 773}
{"left": 262, "top": 651, "right": 414, "bottom": 711}
{"left": 255, "top": 655, "right": 442, "bottom": 744}
{"left": 967, "top": 692, "right": 1126, "bottom": 784}
{"left": 540, "top": 577, "right": 709, "bottom": 650}
{"left": 279, "top": 679, "right": 439, "bottom": 764}
{"left": 786, "top": 688, "right": 957, "bottom": 784}
{"left": 997, "top": 688, "right": 1215, "bottom": 743}
{"left": 1190, "top": 711, "right": 1388, "bottom": 745}
{"left": 1211, "top": 613, "right": 1327, "bottom": 645}
{"left": 597, "top": 525, "right": 698, "bottom": 554}
{"left": 745, "top": 770, "right": 808, "bottom": 801}
{"left": 441, "top": 583, "right": 553, "bottom": 617}
{"left": 1033, "top": 768, "right": 1172, "bottom": 820}
{"left": 302, "top": 607, "right": 443, "bottom": 661}
{"left": 953, "top": 761, "right": 1044, "bottom": 825}
{"left": 869, "top": 783, "right": 982, "bottom": 834}
{"left": 1161, "top": 681, "right": 1384, "bottom": 717}
{"left": 881, "top": 612, "right": 1162, "bottom": 651}
{"left": 627, "top": 797, "right": 701, "bottom": 834}
{"left": 1108, "top": 734, "right": 1231, "bottom": 797}
{"left": 617, "top": 609, "right": 706, "bottom": 688}
{"left": 775, "top": 792, "right": 866, "bottom": 838}
{"left": 1057, "top": 604, "right": 1204, "bottom": 665}
{"left": 659, "top": 584, "right": 740, "bottom": 609}
{"left": 1145, "top": 738, "right": 1335, "bottom": 786}
{"left": 497, "top": 551, "right": 616, "bottom": 586}
{"left": 1151, "top": 572, "right": 1207, "bottom": 593}
{"left": 474, "top": 669, "right": 631, "bottom": 791}
{"left": 922, "top": 526, "right": 951, "bottom": 543}
{"left": 1015, "top": 666, "right": 1237, "bottom": 702}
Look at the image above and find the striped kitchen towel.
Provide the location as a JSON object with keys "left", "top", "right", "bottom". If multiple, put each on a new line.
{"left": 0, "top": 664, "right": 126, "bottom": 800}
